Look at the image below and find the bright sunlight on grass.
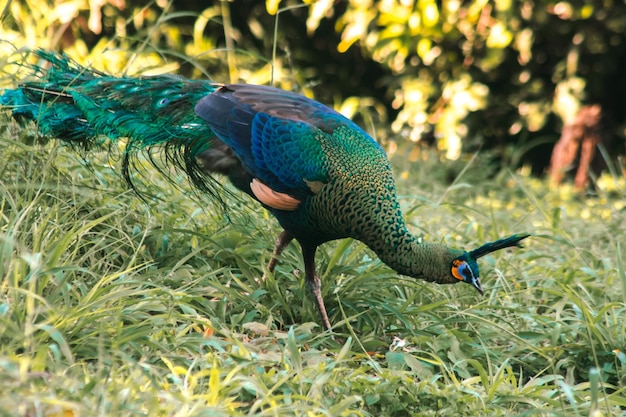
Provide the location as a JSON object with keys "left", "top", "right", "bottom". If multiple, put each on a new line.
{"left": 1, "top": 115, "right": 625, "bottom": 416}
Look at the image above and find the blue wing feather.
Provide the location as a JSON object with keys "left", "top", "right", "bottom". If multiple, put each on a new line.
{"left": 195, "top": 84, "right": 331, "bottom": 199}
{"left": 252, "top": 113, "right": 327, "bottom": 194}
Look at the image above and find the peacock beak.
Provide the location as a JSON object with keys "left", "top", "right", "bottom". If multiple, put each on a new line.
{"left": 472, "top": 277, "right": 484, "bottom": 296}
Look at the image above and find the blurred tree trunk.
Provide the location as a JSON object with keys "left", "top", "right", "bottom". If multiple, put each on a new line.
{"left": 549, "top": 104, "right": 603, "bottom": 190}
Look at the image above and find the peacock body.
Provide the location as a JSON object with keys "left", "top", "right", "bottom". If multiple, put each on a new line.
{"left": 1, "top": 50, "right": 529, "bottom": 331}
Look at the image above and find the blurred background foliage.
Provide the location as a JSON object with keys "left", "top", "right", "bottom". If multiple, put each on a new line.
{"left": 1, "top": 0, "right": 625, "bottom": 177}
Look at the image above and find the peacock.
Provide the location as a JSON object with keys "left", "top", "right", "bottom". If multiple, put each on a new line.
{"left": 1, "top": 50, "right": 529, "bottom": 331}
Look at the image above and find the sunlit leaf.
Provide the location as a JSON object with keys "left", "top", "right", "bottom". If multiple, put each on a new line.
{"left": 266, "top": 0, "right": 281, "bottom": 15}
{"left": 421, "top": 0, "right": 440, "bottom": 27}
{"left": 417, "top": 37, "right": 432, "bottom": 60}
{"left": 487, "top": 21, "right": 513, "bottom": 48}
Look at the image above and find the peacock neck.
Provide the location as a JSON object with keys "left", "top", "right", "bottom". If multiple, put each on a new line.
{"left": 355, "top": 212, "right": 461, "bottom": 283}
{"left": 362, "top": 225, "right": 424, "bottom": 277}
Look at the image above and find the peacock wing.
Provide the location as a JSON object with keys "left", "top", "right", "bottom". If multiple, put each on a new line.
{"left": 194, "top": 84, "right": 332, "bottom": 204}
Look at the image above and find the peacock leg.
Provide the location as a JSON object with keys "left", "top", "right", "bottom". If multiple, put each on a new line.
{"left": 302, "top": 244, "right": 332, "bottom": 332}
{"left": 267, "top": 230, "right": 294, "bottom": 273}
{"left": 261, "top": 230, "right": 294, "bottom": 282}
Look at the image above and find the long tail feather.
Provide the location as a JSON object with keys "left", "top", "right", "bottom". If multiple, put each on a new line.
{"left": 469, "top": 233, "right": 530, "bottom": 259}
{"left": 1, "top": 49, "right": 229, "bottom": 202}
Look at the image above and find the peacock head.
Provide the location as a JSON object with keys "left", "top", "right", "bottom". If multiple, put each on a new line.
{"left": 450, "top": 233, "right": 530, "bottom": 295}
{"left": 450, "top": 254, "right": 483, "bottom": 294}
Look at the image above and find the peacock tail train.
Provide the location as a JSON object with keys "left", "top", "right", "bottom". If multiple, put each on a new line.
{"left": 1, "top": 50, "right": 227, "bottom": 201}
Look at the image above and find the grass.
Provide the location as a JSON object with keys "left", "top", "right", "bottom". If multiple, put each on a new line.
{"left": 0, "top": 117, "right": 625, "bottom": 416}
{"left": 1, "top": 0, "right": 624, "bottom": 413}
